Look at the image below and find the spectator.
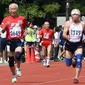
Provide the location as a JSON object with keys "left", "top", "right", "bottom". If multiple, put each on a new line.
{"left": 34, "top": 26, "right": 41, "bottom": 62}
{"left": 25, "top": 22, "right": 36, "bottom": 62}
{"left": 0, "top": 26, "right": 7, "bottom": 64}
{"left": 59, "top": 26, "right": 65, "bottom": 60}
{"left": 53, "top": 27, "right": 60, "bottom": 62}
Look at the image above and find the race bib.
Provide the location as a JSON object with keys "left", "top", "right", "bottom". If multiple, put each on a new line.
{"left": 10, "top": 24, "right": 21, "bottom": 37}
{"left": 69, "top": 30, "right": 82, "bottom": 42}
{"left": 70, "top": 30, "right": 82, "bottom": 36}
{"left": 43, "top": 33, "right": 49, "bottom": 39}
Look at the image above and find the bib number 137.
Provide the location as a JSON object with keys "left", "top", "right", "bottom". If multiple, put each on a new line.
{"left": 44, "top": 33, "right": 49, "bottom": 39}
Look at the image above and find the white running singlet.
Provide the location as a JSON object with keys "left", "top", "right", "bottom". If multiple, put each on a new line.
{"left": 69, "top": 22, "right": 83, "bottom": 42}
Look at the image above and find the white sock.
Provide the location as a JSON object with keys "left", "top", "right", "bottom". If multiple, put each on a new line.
{"left": 13, "top": 75, "right": 16, "bottom": 78}
{"left": 43, "top": 58, "right": 46, "bottom": 66}
{"left": 46, "top": 58, "right": 50, "bottom": 66}
{"left": 16, "top": 68, "right": 20, "bottom": 71}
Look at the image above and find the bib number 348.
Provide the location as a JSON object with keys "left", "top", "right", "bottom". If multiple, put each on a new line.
{"left": 10, "top": 30, "right": 21, "bottom": 37}
{"left": 10, "top": 27, "right": 21, "bottom": 37}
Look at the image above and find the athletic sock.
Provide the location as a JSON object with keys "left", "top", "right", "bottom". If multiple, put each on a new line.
{"left": 13, "top": 75, "right": 16, "bottom": 78}
{"left": 46, "top": 58, "right": 50, "bottom": 66}
{"left": 16, "top": 68, "right": 20, "bottom": 71}
{"left": 43, "top": 58, "right": 46, "bottom": 66}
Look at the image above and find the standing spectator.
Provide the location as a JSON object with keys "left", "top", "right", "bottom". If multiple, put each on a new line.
{"left": 34, "top": 26, "right": 41, "bottom": 62}
{"left": 25, "top": 23, "right": 36, "bottom": 62}
{"left": 34, "top": 25, "right": 40, "bottom": 47}
{"left": 0, "top": 26, "right": 7, "bottom": 64}
{"left": 1, "top": 3, "right": 26, "bottom": 83}
{"left": 39, "top": 21, "right": 54, "bottom": 67}
{"left": 53, "top": 27, "right": 60, "bottom": 62}
{"left": 59, "top": 27, "right": 65, "bottom": 60}
{"left": 59, "top": 27, "right": 65, "bottom": 52}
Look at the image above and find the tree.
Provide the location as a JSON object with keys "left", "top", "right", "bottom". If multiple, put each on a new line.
{"left": 4, "top": 2, "right": 60, "bottom": 22}
{"left": 43, "top": 3, "right": 60, "bottom": 17}
{"left": 0, "top": 0, "right": 10, "bottom": 4}
{"left": 0, "top": 0, "right": 11, "bottom": 23}
{"left": 71, "top": 0, "right": 85, "bottom": 14}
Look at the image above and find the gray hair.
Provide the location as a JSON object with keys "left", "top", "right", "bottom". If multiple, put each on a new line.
{"left": 9, "top": 3, "right": 18, "bottom": 9}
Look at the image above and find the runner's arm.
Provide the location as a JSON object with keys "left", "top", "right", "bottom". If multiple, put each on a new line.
{"left": 63, "top": 21, "right": 70, "bottom": 41}
{"left": 83, "top": 21, "right": 85, "bottom": 34}
{"left": 1, "top": 17, "right": 9, "bottom": 33}
{"left": 2, "top": 22, "right": 9, "bottom": 33}
{"left": 39, "top": 30, "right": 43, "bottom": 38}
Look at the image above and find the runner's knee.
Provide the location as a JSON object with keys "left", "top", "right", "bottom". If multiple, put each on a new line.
{"left": 75, "top": 54, "right": 82, "bottom": 68}
{"left": 41, "top": 53, "right": 45, "bottom": 57}
{"left": 65, "top": 58, "right": 72, "bottom": 67}
{"left": 15, "top": 52, "right": 22, "bottom": 61}
{"left": 8, "top": 57, "right": 14, "bottom": 67}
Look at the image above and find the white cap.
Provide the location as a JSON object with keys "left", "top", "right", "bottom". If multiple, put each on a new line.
{"left": 71, "top": 9, "right": 80, "bottom": 15}
{"left": 33, "top": 25, "right": 38, "bottom": 29}
{"left": 44, "top": 21, "right": 49, "bottom": 25}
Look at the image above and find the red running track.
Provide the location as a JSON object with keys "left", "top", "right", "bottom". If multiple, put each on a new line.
{"left": 0, "top": 61, "right": 85, "bottom": 85}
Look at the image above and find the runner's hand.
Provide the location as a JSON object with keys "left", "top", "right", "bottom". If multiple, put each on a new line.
{"left": 67, "top": 35, "right": 70, "bottom": 41}
{"left": 2, "top": 21, "right": 10, "bottom": 33}
{"left": 5, "top": 21, "right": 10, "bottom": 27}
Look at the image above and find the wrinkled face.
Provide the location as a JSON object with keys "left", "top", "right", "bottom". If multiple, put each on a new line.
{"left": 9, "top": 5, "right": 18, "bottom": 17}
{"left": 72, "top": 14, "right": 80, "bottom": 23}
{"left": 44, "top": 24, "right": 50, "bottom": 29}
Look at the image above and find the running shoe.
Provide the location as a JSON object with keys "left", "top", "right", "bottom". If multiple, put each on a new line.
{"left": 12, "top": 77, "right": 17, "bottom": 83}
{"left": 43, "top": 63, "right": 46, "bottom": 66}
{"left": 4, "top": 60, "right": 8, "bottom": 64}
{"left": 0, "top": 58, "right": 3, "bottom": 64}
{"left": 73, "top": 78, "right": 79, "bottom": 84}
{"left": 46, "top": 65, "right": 50, "bottom": 67}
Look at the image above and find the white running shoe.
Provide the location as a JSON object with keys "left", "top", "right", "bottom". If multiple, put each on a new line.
{"left": 12, "top": 77, "right": 17, "bottom": 83}
{"left": 4, "top": 60, "right": 8, "bottom": 64}
{"left": 0, "top": 58, "right": 3, "bottom": 64}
